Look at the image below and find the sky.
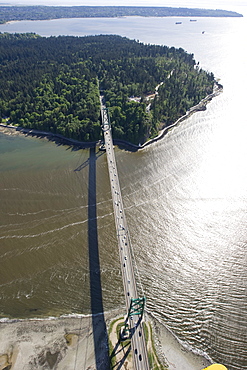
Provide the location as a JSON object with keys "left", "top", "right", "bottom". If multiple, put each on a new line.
{"left": 1, "top": 0, "right": 246, "bottom": 12}
{"left": 0, "top": 0, "right": 246, "bottom": 17}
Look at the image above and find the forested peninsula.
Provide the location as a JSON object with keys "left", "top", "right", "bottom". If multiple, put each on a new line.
{"left": 0, "top": 5, "right": 243, "bottom": 24}
{"left": 0, "top": 33, "right": 216, "bottom": 145}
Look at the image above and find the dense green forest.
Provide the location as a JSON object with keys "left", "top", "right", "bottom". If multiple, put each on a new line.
{"left": 0, "top": 33, "right": 215, "bottom": 144}
{"left": 0, "top": 6, "right": 242, "bottom": 24}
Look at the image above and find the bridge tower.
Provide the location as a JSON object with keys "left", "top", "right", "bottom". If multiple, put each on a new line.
{"left": 99, "top": 107, "right": 110, "bottom": 151}
{"left": 121, "top": 297, "right": 146, "bottom": 340}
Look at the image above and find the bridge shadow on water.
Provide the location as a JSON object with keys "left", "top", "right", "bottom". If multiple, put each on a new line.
{"left": 87, "top": 145, "right": 110, "bottom": 370}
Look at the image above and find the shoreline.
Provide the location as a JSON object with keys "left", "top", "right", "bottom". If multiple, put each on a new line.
{"left": 0, "top": 82, "right": 223, "bottom": 152}
{"left": 0, "top": 309, "right": 212, "bottom": 370}
{"left": 0, "top": 7, "right": 243, "bottom": 25}
{"left": 0, "top": 123, "right": 98, "bottom": 149}
{"left": 139, "top": 81, "right": 223, "bottom": 150}
{"left": 148, "top": 312, "right": 212, "bottom": 370}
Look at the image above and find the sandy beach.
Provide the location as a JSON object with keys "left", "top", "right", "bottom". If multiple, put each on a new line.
{"left": 0, "top": 308, "right": 212, "bottom": 370}
{"left": 149, "top": 313, "right": 212, "bottom": 370}
{"left": 0, "top": 312, "right": 111, "bottom": 370}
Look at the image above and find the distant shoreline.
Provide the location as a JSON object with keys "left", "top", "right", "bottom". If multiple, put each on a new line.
{"left": 0, "top": 13, "right": 243, "bottom": 26}
{"left": 0, "top": 82, "right": 223, "bottom": 152}
{"left": 0, "top": 5, "right": 242, "bottom": 25}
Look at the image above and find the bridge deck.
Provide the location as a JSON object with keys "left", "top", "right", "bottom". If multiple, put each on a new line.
{"left": 101, "top": 101, "right": 149, "bottom": 370}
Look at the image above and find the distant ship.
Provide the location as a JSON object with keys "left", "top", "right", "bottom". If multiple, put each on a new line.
{"left": 190, "top": 19, "right": 197, "bottom": 21}
{"left": 175, "top": 22, "right": 182, "bottom": 24}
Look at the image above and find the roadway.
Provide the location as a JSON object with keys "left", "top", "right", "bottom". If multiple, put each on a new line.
{"left": 100, "top": 100, "right": 149, "bottom": 370}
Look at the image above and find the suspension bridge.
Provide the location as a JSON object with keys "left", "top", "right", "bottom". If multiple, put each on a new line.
{"left": 100, "top": 99, "right": 149, "bottom": 370}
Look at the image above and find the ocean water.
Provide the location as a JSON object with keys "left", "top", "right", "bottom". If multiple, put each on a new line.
{"left": 0, "top": 10, "right": 247, "bottom": 369}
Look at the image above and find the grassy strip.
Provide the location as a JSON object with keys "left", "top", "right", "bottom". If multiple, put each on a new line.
{"left": 143, "top": 321, "right": 168, "bottom": 370}
{"left": 108, "top": 317, "right": 131, "bottom": 369}
{"left": 108, "top": 317, "right": 167, "bottom": 369}
{"left": 108, "top": 316, "right": 124, "bottom": 335}
{"left": 108, "top": 317, "right": 123, "bottom": 369}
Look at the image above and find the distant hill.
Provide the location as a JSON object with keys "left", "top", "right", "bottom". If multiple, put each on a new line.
{"left": 0, "top": 5, "right": 243, "bottom": 24}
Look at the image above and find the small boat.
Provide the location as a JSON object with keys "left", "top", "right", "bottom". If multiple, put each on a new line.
{"left": 202, "top": 31, "right": 205, "bottom": 34}
{"left": 175, "top": 22, "right": 182, "bottom": 24}
{"left": 190, "top": 19, "right": 197, "bottom": 22}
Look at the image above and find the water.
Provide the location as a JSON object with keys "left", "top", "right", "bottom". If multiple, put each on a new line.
{"left": 0, "top": 11, "right": 247, "bottom": 369}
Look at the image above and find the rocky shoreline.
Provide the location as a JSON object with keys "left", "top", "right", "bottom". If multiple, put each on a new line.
{"left": 139, "top": 81, "right": 223, "bottom": 150}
